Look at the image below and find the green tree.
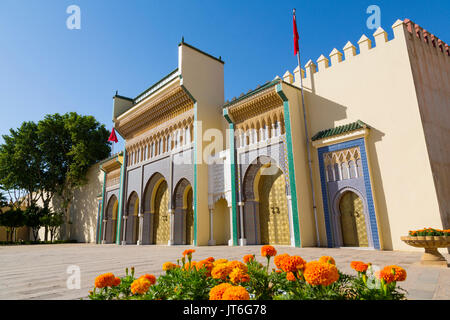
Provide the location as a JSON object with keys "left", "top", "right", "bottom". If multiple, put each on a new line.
{"left": 0, "top": 112, "right": 111, "bottom": 241}
{"left": 40, "top": 210, "right": 65, "bottom": 242}
{"left": 37, "top": 112, "right": 110, "bottom": 239}
{"left": 0, "top": 208, "right": 26, "bottom": 242}
{"left": 0, "top": 122, "right": 43, "bottom": 208}
{"left": 24, "top": 204, "right": 48, "bottom": 241}
{"left": 0, "top": 191, "right": 7, "bottom": 209}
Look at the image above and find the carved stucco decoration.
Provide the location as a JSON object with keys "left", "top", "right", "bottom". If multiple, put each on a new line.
{"left": 115, "top": 86, "right": 194, "bottom": 139}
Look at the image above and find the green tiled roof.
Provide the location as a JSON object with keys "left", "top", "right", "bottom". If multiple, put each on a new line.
{"left": 311, "top": 120, "right": 369, "bottom": 141}
{"left": 223, "top": 79, "right": 281, "bottom": 109}
{"left": 133, "top": 68, "right": 179, "bottom": 103}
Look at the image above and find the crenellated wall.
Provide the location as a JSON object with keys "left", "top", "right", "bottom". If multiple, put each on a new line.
{"left": 282, "top": 18, "right": 448, "bottom": 251}
{"left": 403, "top": 19, "right": 450, "bottom": 232}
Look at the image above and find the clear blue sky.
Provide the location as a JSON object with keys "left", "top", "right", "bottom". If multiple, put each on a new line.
{"left": 0, "top": 0, "right": 448, "bottom": 150}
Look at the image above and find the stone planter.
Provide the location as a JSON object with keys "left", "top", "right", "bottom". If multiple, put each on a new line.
{"left": 401, "top": 236, "right": 450, "bottom": 267}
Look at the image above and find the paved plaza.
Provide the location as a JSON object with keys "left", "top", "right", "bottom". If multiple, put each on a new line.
{"left": 0, "top": 244, "right": 448, "bottom": 300}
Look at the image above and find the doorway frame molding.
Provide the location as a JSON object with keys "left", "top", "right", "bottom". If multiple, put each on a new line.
{"left": 317, "top": 138, "right": 380, "bottom": 249}
{"left": 331, "top": 187, "right": 374, "bottom": 248}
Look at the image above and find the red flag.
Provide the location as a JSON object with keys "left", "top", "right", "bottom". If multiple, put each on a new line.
{"left": 293, "top": 9, "right": 300, "bottom": 55}
{"left": 108, "top": 128, "right": 118, "bottom": 143}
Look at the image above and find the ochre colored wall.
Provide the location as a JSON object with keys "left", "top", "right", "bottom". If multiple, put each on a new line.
{"left": 281, "top": 83, "right": 317, "bottom": 247}
{"left": 291, "top": 20, "right": 444, "bottom": 251}
{"left": 68, "top": 163, "right": 103, "bottom": 243}
{"left": 213, "top": 198, "right": 230, "bottom": 245}
{"left": 35, "top": 163, "right": 103, "bottom": 243}
{"left": 179, "top": 43, "right": 225, "bottom": 245}
{"left": 404, "top": 22, "right": 450, "bottom": 231}
{"left": 0, "top": 226, "right": 30, "bottom": 242}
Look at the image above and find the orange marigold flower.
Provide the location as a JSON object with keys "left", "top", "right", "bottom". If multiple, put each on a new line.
{"left": 303, "top": 261, "right": 340, "bottom": 286}
{"left": 211, "top": 263, "right": 232, "bottom": 280}
{"left": 113, "top": 277, "right": 121, "bottom": 287}
{"left": 319, "top": 256, "right": 336, "bottom": 265}
{"left": 274, "top": 253, "right": 290, "bottom": 269}
{"left": 196, "top": 260, "right": 214, "bottom": 276}
{"left": 227, "top": 261, "right": 248, "bottom": 273}
{"left": 182, "top": 249, "right": 196, "bottom": 257}
{"left": 139, "top": 274, "right": 156, "bottom": 285}
{"left": 184, "top": 261, "right": 197, "bottom": 270}
{"left": 94, "top": 273, "right": 116, "bottom": 288}
{"left": 261, "top": 245, "right": 277, "bottom": 257}
{"left": 243, "top": 254, "right": 255, "bottom": 264}
{"left": 286, "top": 272, "right": 297, "bottom": 281}
{"left": 222, "top": 285, "right": 250, "bottom": 300}
{"left": 163, "top": 262, "right": 178, "bottom": 271}
{"left": 379, "top": 269, "right": 395, "bottom": 284}
{"left": 213, "top": 259, "right": 228, "bottom": 266}
{"left": 350, "top": 261, "right": 369, "bottom": 273}
{"left": 281, "top": 256, "right": 307, "bottom": 273}
{"left": 205, "top": 257, "right": 215, "bottom": 263}
{"left": 229, "top": 268, "right": 250, "bottom": 284}
{"left": 130, "top": 278, "right": 151, "bottom": 295}
{"left": 209, "top": 283, "right": 233, "bottom": 300}
{"left": 381, "top": 265, "right": 407, "bottom": 283}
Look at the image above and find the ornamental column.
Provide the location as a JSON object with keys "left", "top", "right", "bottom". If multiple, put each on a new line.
{"left": 238, "top": 202, "right": 246, "bottom": 246}
{"left": 101, "top": 219, "right": 107, "bottom": 244}
{"left": 137, "top": 212, "right": 144, "bottom": 245}
{"left": 208, "top": 208, "right": 215, "bottom": 246}
{"left": 286, "top": 195, "right": 295, "bottom": 247}
{"left": 121, "top": 215, "right": 128, "bottom": 245}
{"left": 228, "top": 205, "right": 234, "bottom": 246}
{"left": 168, "top": 209, "right": 175, "bottom": 246}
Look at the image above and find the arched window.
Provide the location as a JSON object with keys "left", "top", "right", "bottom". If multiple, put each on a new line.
{"left": 349, "top": 160, "right": 357, "bottom": 179}
{"left": 341, "top": 162, "right": 349, "bottom": 180}
{"left": 356, "top": 159, "right": 363, "bottom": 178}
{"left": 334, "top": 163, "right": 341, "bottom": 181}
{"left": 327, "top": 165, "right": 334, "bottom": 182}
{"left": 185, "top": 127, "right": 190, "bottom": 145}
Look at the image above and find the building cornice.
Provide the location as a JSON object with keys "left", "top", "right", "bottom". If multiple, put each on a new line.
{"left": 115, "top": 84, "right": 194, "bottom": 139}
{"left": 312, "top": 128, "right": 369, "bottom": 148}
{"left": 223, "top": 85, "right": 283, "bottom": 124}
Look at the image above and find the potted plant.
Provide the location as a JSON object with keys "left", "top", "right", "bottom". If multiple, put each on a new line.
{"left": 401, "top": 228, "right": 450, "bottom": 267}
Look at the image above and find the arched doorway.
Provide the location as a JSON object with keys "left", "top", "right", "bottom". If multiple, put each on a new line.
{"left": 213, "top": 198, "right": 230, "bottom": 245}
{"left": 185, "top": 188, "right": 194, "bottom": 245}
{"left": 339, "top": 191, "right": 368, "bottom": 247}
{"left": 126, "top": 192, "right": 139, "bottom": 244}
{"left": 153, "top": 180, "right": 170, "bottom": 244}
{"left": 257, "top": 165, "right": 291, "bottom": 245}
{"left": 173, "top": 178, "right": 193, "bottom": 245}
{"left": 242, "top": 156, "right": 291, "bottom": 245}
{"left": 105, "top": 195, "right": 118, "bottom": 244}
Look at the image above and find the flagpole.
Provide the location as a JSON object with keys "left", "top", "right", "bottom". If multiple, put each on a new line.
{"left": 293, "top": 9, "right": 320, "bottom": 247}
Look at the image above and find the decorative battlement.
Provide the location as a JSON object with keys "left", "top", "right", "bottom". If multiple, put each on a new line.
{"left": 280, "top": 18, "right": 449, "bottom": 85}
{"left": 403, "top": 18, "right": 449, "bottom": 56}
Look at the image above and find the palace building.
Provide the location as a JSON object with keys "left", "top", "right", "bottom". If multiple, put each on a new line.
{"left": 68, "top": 18, "right": 449, "bottom": 251}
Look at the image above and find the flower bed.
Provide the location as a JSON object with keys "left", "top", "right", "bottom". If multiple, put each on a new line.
{"left": 408, "top": 228, "right": 450, "bottom": 236}
{"left": 88, "top": 246, "right": 407, "bottom": 300}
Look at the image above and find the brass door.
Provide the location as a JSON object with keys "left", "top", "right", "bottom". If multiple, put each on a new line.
{"left": 153, "top": 181, "right": 170, "bottom": 244}
{"left": 185, "top": 188, "right": 194, "bottom": 245}
{"left": 339, "top": 191, "right": 368, "bottom": 247}
{"left": 258, "top": 168, "right": 291, "bottom": 245}
{"left": 111, "top": 219, "right": 117, "bottom": 243}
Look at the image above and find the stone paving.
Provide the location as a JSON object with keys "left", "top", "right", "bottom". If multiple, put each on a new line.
{"left": 0, "top": 244, "right": 448, "bottom": 300}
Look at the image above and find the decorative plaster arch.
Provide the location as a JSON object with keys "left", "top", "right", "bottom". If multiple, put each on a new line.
{"left": 242, "top": 155, "right": 285, "bottom": 202}
{"left": 331, "top": 186, "right": 374, "bottom": 248}
{"left": 143, "top": 172, "right": 167, "bottom": 214}
{"left": 173, "top": 178, "right": 193, "bottom": 209}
